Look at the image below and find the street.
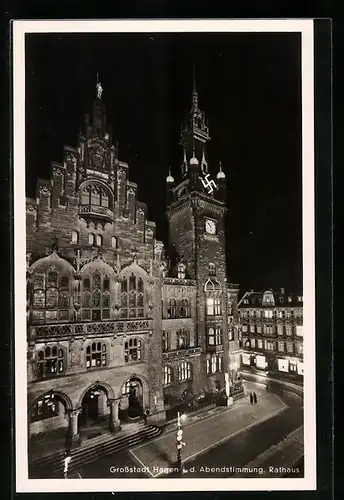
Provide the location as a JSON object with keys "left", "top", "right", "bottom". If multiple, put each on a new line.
{"left": 77, "top": 379, "right": 303, "bottom": 479}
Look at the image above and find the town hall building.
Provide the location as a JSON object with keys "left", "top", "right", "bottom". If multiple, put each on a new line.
{"left": 26, "top": 78, "right": 242, "bottom": 455}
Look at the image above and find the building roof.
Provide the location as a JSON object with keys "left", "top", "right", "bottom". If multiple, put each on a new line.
{"left": 238, "top": 288, "right": 303, "bottom": 307}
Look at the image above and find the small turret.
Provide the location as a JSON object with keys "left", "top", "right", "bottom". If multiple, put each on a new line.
{"left": 166, "top": 167, "right": 175, "bottom": 206}
{"left": 217, "top": 161, "right": 227, "bottom": 202}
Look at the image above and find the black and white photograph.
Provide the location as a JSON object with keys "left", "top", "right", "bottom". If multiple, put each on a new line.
{"left": 14, "top": 19, "right": 316, "bottom": 492}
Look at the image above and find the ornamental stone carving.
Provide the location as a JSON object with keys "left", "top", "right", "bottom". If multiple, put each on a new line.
{"left": 39, "top": 185, "right": 51, "bottom": 195}
{"left": 70, "top": 339, "right": 83, "bottom": 368}
{"left": 66, "top": 153, "right": 77, "bottom": 164}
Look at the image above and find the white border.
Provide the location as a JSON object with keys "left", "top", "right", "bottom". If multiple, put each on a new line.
{"left": 14, "top": 19, "right": 316, "bottom": 492}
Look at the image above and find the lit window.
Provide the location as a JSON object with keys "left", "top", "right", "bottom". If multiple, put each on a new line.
{"left": 163, "top": 366, "right": 172, "bottom": 385}
{"left": 32, "top": 393, "right": 59, "bottom": 422}
{"left": 37, "top": 346, "right": 65, "bottom": 378}
{"left": 178, "top": 362, "right": 192, "bottom": 381}
{"left": 96, "top": 234, "right": 102, "bottom": 247}
{"left": 278, "top": 341, "right": 285, "bottom": 352}
{"left": 111, "top": 236, "right": 117, "bottom": 249}
{"left": 215, "top": 326, "right": 222, "bottom": 345}
{"left": 286, "top": 325, "right": 292, "bottom": 336}
{"left": 177, "top": 263, "right": 186, "bottom": 279}
{"left": 71, "top": 231, "right": 79, "bottom": 244}
{"left": 125, "top": 338, "right": 142, "bottom": 363}
{"left": 287, "top": 342, "right": 294, "bottom": 353}
{"left": 208, "top": 327, "right": 215, "bottom": 345}
{"left": 214, "top": 298, "right": 221, "bottom": 315}
{"left": 251, "top": 338, "right": 256, "bottom": 348}
{"left": 91, "top": 189, "right": 101, "bottom": 206}
{"left": 264, "top": 310, "right": 273, "bottom": 319}
{"left": 277, "top": 325, "right": 284, "bottom": 335}
{"left": 288, "top": 296, "right": 292, "bottom": 303}
{"left": 257, "top": 325, "right": 262, "bottom": 334}
{"left": 258, "top": 339, "right": 263, "bottom": 349}
{"left": 250, "top": 325, "right": 255, "bottom": 333}
{"left": 206, "top": 298, "right": 214, "bottom": 315}
{"left": 88, "top": 233, "right": 95, "bottom": 245}
{"left": 86, "top": 342, "right": 107, "bottom": 369}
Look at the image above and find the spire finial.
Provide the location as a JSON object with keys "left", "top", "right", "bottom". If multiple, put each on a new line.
{"left": 96, "top": 74, "right": 103, "bottom": 99}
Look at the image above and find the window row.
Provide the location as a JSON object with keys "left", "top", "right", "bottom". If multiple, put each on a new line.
{"left": 241, "top": 324, "right": 297, "bottom": 335}
{"left": 162, "top": 329, "right": 191, "bottom": 352}
{"left": 164, "top": 298, "right": 190, "bottom": 318}
{"left": 71, "top": 231, "right": 117, "bottom": 248}
{"left": 32, "top": 271, "right": 70, "bottom": 291}
{"left": 35, "top": 339, "right": 143, "bottom": 378}
{"left": 240, "top": 309, "right": 302, "bottom": 319}
{"left": 81, "top": 185, "right": 112, "bottom": 208}
{"left": 163, "top": 362, "right": 192, "bottom": 385}
{"left": 206, "top": 354, "right": 223, "bottom": 375}
{"left": 243, "top": 337, "right": 302, "bottom": 354}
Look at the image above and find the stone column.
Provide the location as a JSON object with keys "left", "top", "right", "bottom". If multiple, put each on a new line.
{"left": 107, "top": 399, "right": 121, "bottom": 432}
{"left": 67, "top": 408, "right": 81, "bottom": 446}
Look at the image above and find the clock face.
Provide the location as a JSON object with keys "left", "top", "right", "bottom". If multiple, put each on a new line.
{"left": 205, "top": 219, "right": 216, "bottom": 235}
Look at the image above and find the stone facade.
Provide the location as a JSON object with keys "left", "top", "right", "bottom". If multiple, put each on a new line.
{"left": 26, "top": 80, "right": 242, "bottom": 451}
{"left": 238, "top": 289, "right": 304, "bottom": 377}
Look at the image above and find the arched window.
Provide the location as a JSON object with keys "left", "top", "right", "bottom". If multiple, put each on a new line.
{"left": 111, "top": 236, "right": 117, "bottom": 249}
{"left": 167, "top": 299, "right": 177, "bottom": 319}
{"left": 81, "top": 189, "right": 90, "bottom": 205}
{"left": 215, "top": 326, "right": 223, "bottom": 345}
{"left": 86, "top": 342, "right": 107, "bottom": 369}
{"left": 209, "top": 263, "right": 216, "bottom": 276}
{"left": 208, "top": 327, "right": 215, "bottom": 346}
{"left": 120, "top": 275, "right": 145, "bottom": 319}
{"left": 81, "top": 184, "right": 112, "bottom": 209}
{"left": 162, "top": 330, "right": 170, "bottom": 352}
{"left": 102, "top": 192, "right": 109, "bottom": 208}
{"left": 37, "top": 346, "right": 65, "bottom": 378}
{"left": 163, "top": 366, "right": 172, "bottom": 386}
{"left": 214, "top": 298, "right": 221, "bottom": 315}
{"left": 31, "top": 268, "right": 71, "bottom": 323}
{"left": 177, "top": 263, "right": 186, "bottom": 279}
{"left": 96, "top": 234, "right": 102, "bottom": 247}
{"left": 177, "top": 329, "right": 190, "bottom": 349}
{"left": 207, "top": 355, "right": 222, "bottom": 375}
{"left": 32, "top": 393, "right": 59, "bottom": 422}
{"left": 178, "top": 362, "right": 192, "bottom": 381}
{"left": 180, "top": 298, "right": 190, "bottom": 318}
{"left": 71, "top": 231, "right": 79, "bottom": 244}
{"left": 82, "top": 274, "right": 111, "bottom": 321}
{"left": 124, "top": 338, "right": 142, "bottom": 363}
{"left": 91, "top": 188, "right": 101, "bottom": 206}
{"left": 88, "top": 233, "right": 95, "bottom": 246}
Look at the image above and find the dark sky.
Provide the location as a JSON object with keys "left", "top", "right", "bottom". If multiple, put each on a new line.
{"left": 25, "top": 32, "right": 302, "bottom": 292}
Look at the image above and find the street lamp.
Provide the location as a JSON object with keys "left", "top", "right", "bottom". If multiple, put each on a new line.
{"left": 63, "top": 450, "right": 72, "bottom": 479}
{"left": 176, "top": 412, "right": 186, "bottom": 475}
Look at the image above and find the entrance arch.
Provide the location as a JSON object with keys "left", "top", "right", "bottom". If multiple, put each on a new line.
{"left": 78, "top": 382, "right": 115, "bottom": 428}
{"left": 120, "top": 376, "right": 144, "bottom": 420}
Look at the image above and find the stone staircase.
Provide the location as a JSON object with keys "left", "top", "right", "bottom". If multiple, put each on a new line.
{"left": 29, "top": 422, "right": 162, "bottom": 479}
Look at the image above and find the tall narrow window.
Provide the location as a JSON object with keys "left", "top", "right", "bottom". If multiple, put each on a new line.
{"left": 206, "top": 297, "right": 214, "bottom": 315}
{"left": 111, "top": 236, "right": 117, "bottom": 248}
{"left": 214, "top": 298, "right": 221, "bottom": 315}
{"left": 91, "top": 189, "right": 100, "bottom": 206}
{"left": 88, "top": 233, "right": 95, "bottom": 245}
{"left": 163, "top": 366, "right": 172, "bottom": 385}
{"left": 209, "top": 263, "right": 216, "bottom": 276}
{"left": 208, "top": 327, "right": 215, "bottom": 346}
{"left": 82, "top": 189, "right": 90, "bottom": 205}
{"left": 71, "top": 231, "right": 79, "bottom": 244}
{"left": 180, "top": 299, "right": 190, "bottom": 318}
{"left": 177, "top": 329, "right": 190, "bottom": 349}
{"left": 167, "top": 299, "right": 177, "bottom": 318}
{"left": 215, "top": 326, "right": 223, "bottom": 345}
{"left": 162, "top": 330, "right": 170, "bottom": 352}
{"left": 96, "top": 234, "right": 102, "bottom": 247}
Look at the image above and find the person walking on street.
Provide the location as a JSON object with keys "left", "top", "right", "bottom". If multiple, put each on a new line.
{"left": 250, "top": 392, "right": 253, "bottom": 404}
{"left": 253, "top": 392, "right": 257, "bottom": 404}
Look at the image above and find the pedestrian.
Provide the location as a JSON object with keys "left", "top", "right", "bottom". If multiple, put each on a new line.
{"left": 249, "top": 392, "right": 253, "bottom": 404}
{"left": 253, "top": 392, "right": 257, "bottom": 404}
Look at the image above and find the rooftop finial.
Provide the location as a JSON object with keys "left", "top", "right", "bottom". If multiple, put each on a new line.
{"left": 96, "top": 73, "right": 103, "bottom": 99}
{"left": 216, "top": 160, "right": 226, "bottom": 180}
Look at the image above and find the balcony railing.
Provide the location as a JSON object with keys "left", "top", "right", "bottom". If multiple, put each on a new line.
{"left": 79, "top": 204, "right": 114, "bottom": 222}
{"left": 30, "top": 318, "right": 153, "bottom": 340}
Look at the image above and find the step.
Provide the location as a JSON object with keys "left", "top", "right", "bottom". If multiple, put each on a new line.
{"left": 31, "top": 422, "right": 147, "bottom": 467}
{"left": 30, "top": 425, "right": 162, "bottom": 478}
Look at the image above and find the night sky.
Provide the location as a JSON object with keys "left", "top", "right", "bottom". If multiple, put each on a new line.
{"left": 25, "top": 32, "right": 302, "bottom": 292}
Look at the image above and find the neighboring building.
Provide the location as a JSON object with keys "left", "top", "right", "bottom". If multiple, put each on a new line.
{"left": 238, "top": 289, "right": 304, "bottom": 377}
{"left": 26, "top": 79, "right": 242, "bottom": 452}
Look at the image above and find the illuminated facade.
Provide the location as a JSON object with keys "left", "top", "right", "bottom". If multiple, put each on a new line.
{"left": 238, "top": 289, "right": 304, "bottom": 377}
{"left": 26, "top": 80, "right": 242, "bottom": 452}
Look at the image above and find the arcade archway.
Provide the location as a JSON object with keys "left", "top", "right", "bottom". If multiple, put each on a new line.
{"left": 79, "top": 383, "right": 113, "bottom": 428}
{"left": 120, "top": 377, "right": 144, "bottom": 421}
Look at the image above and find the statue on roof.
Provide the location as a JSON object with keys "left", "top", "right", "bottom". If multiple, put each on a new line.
{"left": 96, "top": 79, "right": 103, "bottom": 100}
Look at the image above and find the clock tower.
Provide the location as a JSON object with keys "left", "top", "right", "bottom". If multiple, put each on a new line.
{"left": 166, "top": 74, "right": 230, "bottom": 392}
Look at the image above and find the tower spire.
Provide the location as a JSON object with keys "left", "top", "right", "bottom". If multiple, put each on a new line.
{"left": 192, "top": 65, "right": 198, "bottom": 110}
